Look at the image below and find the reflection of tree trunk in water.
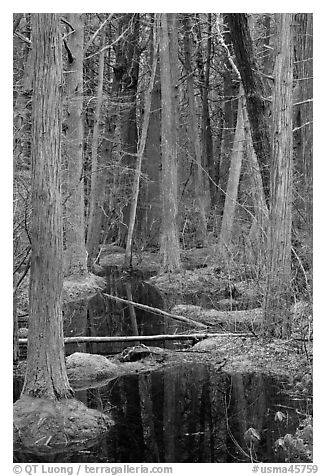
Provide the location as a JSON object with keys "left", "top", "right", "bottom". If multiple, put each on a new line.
{"left": 208, "top": 369, "right": 229, "bottom": 462}
{"left": 249, "top": 374, "right": 266, "bottom": 437}
{"left": 231, "top": 373, "right": 248, "bottom": 448}
{"left": 125, "top": 281, "right": 139, "bottom": 344}
{"left": 86, "top": 307, "right": 95, "bottom": 355}
{"left": 139, "top": 373, "right": 160, "bottom": 462}
{"left": 163, "top": 368, "right": 176, "bottom": 462}
{"left": 198, "top": 375, "right": 212, "bottom": 461}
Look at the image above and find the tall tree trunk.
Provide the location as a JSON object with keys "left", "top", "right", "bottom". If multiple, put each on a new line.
{"left": 218, "top": 87, "right": 245, "bottom": 251}
{"left": 22, "top": 13, "right": 73, "bottom": 399}
{"left": 159, "top": 13, "right": 181, "bottom": 272}
{"left": 243, "top": 101, "right": 269, "bottom": 267}
{"left": 196, "top": 14, "right": 215, "bottom": 205}
{"left": 263, "top": 13, "right": 293, "bottom": 338}
{"left": 141, "top": 16, "right": 162, "bottom": 248}
{"left": 226, "top": 13, "right": 271, "bottom": 203}
{"left": 125, "top": 24, "right": 158, "bottom": 266}
{"left": 63, "top": 13, "right": 87, "bottom": 276}
{"left": 86, "top": 27, "right": 108, "bottom": 268}
{"left": 293, "top": 14, "right": 313, "bottom": 233}
{"left": 113, "top": 14, "right": 140, "bottom": 246}
{"left": 183, "top": 14, "right": 207, "bottom": 247}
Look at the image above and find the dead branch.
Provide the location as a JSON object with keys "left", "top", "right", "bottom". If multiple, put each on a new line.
{"left": 19, "top": 332, "right": 251, "bottom": 345}
{"left": 102, "top": 292, "right": 209, "bottom": 329}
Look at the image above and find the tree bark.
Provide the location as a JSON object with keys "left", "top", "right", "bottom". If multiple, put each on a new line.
{"left": 293, "top": 14, "right": 313, "bottom": 232}
{"left": 63, "top": 13, "right": 87, "bottom": 276}
{"left": 159, "top": 13, "right": 181, "bottom": 272}
{"left": 243, "top": 100, "right": 269, "bottom": 266}
{"left": 141, "top": 16, "right": 162, "bottom": 248}
{"left": 125, "top": 22, "right": 158, "bottom": 266}
{"left": 263, "top": 13, "right": 294, "bottom": 338}
{"left": 113, "top": 14, "right": 140, "bottom": 246}
{"left": 22, "top": 13, "right": 73, "bottom": 399}
{"left": 218, "top": 87, "right": 245, "bottom": 251}
{"left": 86, "top": 26, "right": 108, "bottom": 268}
{"left": 195, "top": 14, "right": 215, "bottom": 205}
{"left": 183, "top": 14, "right": 207, "bottom": 247}
{"left": 226, "top": 13, "right": 271, "bottom": 203}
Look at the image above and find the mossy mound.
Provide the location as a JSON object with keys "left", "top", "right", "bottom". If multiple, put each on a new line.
{"left": 14, "top": 395, "right": 113, "bottom": 454}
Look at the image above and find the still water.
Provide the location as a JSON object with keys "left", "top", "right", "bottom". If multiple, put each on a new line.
{"left": 14, "top": 363, "right": 309, "bottom": 463}
{"left": 15, "top": 268, "right": 311, "bottom": 463}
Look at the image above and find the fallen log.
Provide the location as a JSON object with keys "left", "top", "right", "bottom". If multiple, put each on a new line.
{"left": 101, "top": 292, "right": 209, "bottom": 329}
{"left": 18, "top": 332, "right": 251, "bottom": 345}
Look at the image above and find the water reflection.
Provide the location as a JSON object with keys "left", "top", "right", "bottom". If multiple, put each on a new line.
{"left": 14, "top": 364, "right": 310, "bottom": 463}
{"left": 63, "top": 267, "right": 189, "bottom": 356}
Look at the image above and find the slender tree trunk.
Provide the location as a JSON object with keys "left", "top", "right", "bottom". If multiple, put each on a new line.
{"left": 218, "top": 87, "right": 245, "bottom": 251}
{"left": 141, "top": 16, "right": 162, "bottom": 248}
{"left": 183, "top": 14, "right": 207, "bottom": 247}
{"left": 293, "top": 14, "right": 313, "bottom": 233}
{"left": 226, "top": 13, "right": 271, "bottom": 203}
{"left": 159, "top": 13, "right": 181, "bottom": 272}
{"left": 243, "top": 100, "right": 269, "bottom": 267}
{"left": 125, "top": 24, "right": 158, "bottom": 266}
{"left": 113, "top": 14, "right": 140, "bottom": 246}
{"left": 196, "top": 14, "right": 215, "bottom": 205}
{"left": 86, "top": 27, "right": 108, "bottom": 268}
{"left": 22, "top": 13, "right": 73, "bottom": 399}
{"left": 218, "top": 70, "right": 239, "bottom": 218}
{"left": 63, "top": 13, "right": 87, "bottom": 276}
{"left": 263, "top": 13, "right": 294, "bottom": 338}
{"left": 125, "top": 282, "right": 139, "bottom": 340}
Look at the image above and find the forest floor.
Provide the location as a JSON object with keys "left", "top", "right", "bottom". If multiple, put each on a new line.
{"left": 15, "top": 245, "right": 313, "bottom": 460}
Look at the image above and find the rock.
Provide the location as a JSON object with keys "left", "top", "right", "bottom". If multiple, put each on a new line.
{"left": 66, "top": 352, "right": 119, "bottom": 382}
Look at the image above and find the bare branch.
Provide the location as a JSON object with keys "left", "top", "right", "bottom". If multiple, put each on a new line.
{"left": 14, "top": 31, "right": 31, "bottom": 45}
{"left": 293, "top": 98, "right": 313, "bottom": 107}
{"left": 85, "top": 25, "right": 131, "bottom": 61}
{"left": 292, "top": 121, "right": 313, "bottom": 132}
{"left": 60, "top": 16, "right": 74, "bottom": 31}
{"left": 85, "top": 13, "right": 114, "bottom": 51}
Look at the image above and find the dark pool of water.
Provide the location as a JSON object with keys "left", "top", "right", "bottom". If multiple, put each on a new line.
{"left": 61, "top": 266, "right": 192, "bottom": 357}
{"left": 14, "top": 363, "right": 311, "bottom": 463}
{"left": 15, "top": 268, "right": 311, "bottom": 463}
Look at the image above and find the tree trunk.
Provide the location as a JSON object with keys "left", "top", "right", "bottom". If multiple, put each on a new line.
{"left": 263, "top": 13, "right": 294, "bottom": 338}
{"left": 63, "top": 13, "right": 87, "bottom": 276}
{"left": 86, "top": 27, "right": 108, "bottom": 268}
{"left": 226, "top": 13, "right": 271, "bottom": 203}
{"left": 293, "top": 14, "right": 313, "bottom": 233}
{"left": 196, "top": 14, "right": 215, "bottom": 205}
{"left": 113, "top": 14, "right": 140, "bottom": 246}
{"left": 218, "top": 87, "right": 245, "bottom": 251}
{"left": 183, "top": 14, "right": 207, "bottom": 247}
{"left": 22, "top": 13, "right": 73, "bottom": 399}
{"left": 218, "top": 66, "right": 239, "bottom": 218}
{"left": 243, "top": 100, "right": 269, "bottom": 267}
{"left": 141, "top": 17, "right": 162, "bottom": 248}
{"left": 159, "top": 13, "right": 181, "bottom": 272}
{"left": 125, "top": 23, "right": 158, "bottom": 266}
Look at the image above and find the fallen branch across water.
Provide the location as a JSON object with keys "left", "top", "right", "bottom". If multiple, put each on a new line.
{"left": 101, "top": 292, "right": 209, "bottom": 329}
{"left": 18, "top": 332, "right": 252, "bottom": 345}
